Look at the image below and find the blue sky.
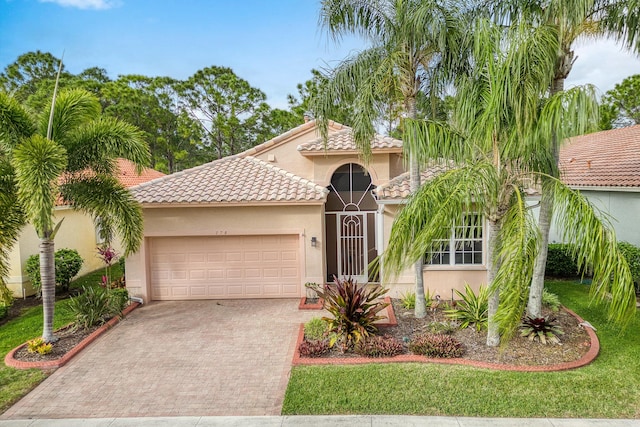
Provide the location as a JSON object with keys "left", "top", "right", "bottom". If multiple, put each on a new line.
{"left": 1, "top": 0, "right": 639, "bottom": 109}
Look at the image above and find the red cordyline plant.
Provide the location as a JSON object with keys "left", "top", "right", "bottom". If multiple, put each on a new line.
{"left": 309, "top": 277, "right": 389, "bottom": 351}
{"left": 97, "top": 246, "right": 118, "bottom": 288}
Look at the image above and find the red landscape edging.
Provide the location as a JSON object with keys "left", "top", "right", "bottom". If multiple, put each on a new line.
{"left": 298, "top": 297, "right": 325, "bottom": 310}
{"left": 292, "top": 306, "right": 599, "bottom": 372}
{"left": 4, "top": 302, "right": 140, "bottom": 370}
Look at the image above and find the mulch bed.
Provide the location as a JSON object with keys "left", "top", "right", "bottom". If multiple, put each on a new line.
{"left": 12, "top": 324, "right": 98, "bottom": 363}
{"left": 298, "top": 299, "right": 593, "bottom": 368}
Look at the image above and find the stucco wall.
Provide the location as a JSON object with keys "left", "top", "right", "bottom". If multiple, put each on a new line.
{"left": 126, "top": 204, "right": 325, "bottom": 302}
{"left": 548, "top": 190, "right": 640, "bottom": 247}
{"left": 6, "top": 208, "right": 106, "bottom": 297}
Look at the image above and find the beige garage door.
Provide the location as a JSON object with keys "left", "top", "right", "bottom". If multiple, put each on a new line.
{"left": 149, "top": 235, "right": 301, "bottom": 300}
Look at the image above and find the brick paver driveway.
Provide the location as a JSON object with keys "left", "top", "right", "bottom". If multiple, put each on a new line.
{"left": 2, "top": 299, "right": 315, "bottom": 419}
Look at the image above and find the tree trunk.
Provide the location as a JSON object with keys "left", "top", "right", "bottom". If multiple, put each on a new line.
{"left": 486, "top": 219, "right": 500, "bottom": 347}
{"left": 528, "top": 75, "right": 565, "bottom": 317}
{"left": 411, "top": 151, "right": 426, "bottom": 318}
{"left": 407, "top": 97, "right": 426, "bottom": 318}
{"left": 40, "top": 238, "right": 57, "bottom": 343}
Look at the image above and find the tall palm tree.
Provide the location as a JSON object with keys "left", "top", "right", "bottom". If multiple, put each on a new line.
{"left": 384, "top": 19, "right": 635, "bottom": 346}
{"left": 314, "top": 0, "right": 463, "bottom": 318}
{"left": 485, "top": 0, "right": 640, "bottom": 318}
{"left": 2, "top": 88, "right": 149, "bottom": 342}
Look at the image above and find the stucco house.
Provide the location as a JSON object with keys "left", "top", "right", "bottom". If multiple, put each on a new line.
{"left": 125, "top": 120, "right": 486, "bottom": 302}
{"left": 125, "top": 121, "right": 640, "bottom": 303}
{"left": 7, "top": 159, "right": 165, "bottom": 298}
{"left": 550, "top": 124, "right": 640, "bottom": 247}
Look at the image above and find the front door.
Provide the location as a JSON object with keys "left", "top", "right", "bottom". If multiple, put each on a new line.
{"left": 325, "top": 163, "right": 378, "bottom": 283}
{"left": 337, "top": 212, "right": 368, "bottom": 282}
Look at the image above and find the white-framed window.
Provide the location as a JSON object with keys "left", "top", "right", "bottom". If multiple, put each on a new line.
{"left": 425, "top": 214, "right": 483, "bottom": 266}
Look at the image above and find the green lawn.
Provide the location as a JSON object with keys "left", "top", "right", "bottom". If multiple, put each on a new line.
{"left": 0, "top": 264, "right": 121, "bottom": 414}
{"left": 282, "top": 281, "right": 640, "bottom": 418}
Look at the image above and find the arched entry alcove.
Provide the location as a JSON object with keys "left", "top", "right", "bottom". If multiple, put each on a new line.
{"left": 324, "top": 163, "right": 378, "bottom": 283}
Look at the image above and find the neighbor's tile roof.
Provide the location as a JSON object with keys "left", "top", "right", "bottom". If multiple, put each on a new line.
{"left": 560, "top": 125, "right": 640, "bottom": 188}
{"left": 132, "top": 156, "right": 328, "bottom": 204}
{"left": 116, "top": 158, "right": 166, "bottom": 188}
{"left": 297, "top": 128, "right": 403, "bottom": 153}
{"left": 56, "top": 159, "right": 164, "bottom": 206}
{"left": 374, "top": 163, "right": 451, "bottom": 200}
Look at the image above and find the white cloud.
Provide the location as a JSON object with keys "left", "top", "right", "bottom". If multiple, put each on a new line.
{"left": 39, "top": 0, "right": 120, "bottom": 10}
{"left": 566, "top": 39, "right": 640, "bottom": 95}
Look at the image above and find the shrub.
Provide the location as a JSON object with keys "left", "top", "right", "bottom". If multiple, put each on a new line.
{"left": 0, "top": 304, "right": 8, "bottom": 320}
{"left": 109, "top": 288, "right": 129, "bottom": 313}
{"left": 409, "top": 333, "right": 464, "bottom": 358}
{"left": 400, "top": 289, "right": 433, "bottom": 310}
{"left": 27, "top": 337, "right": 52, "bottom": 355}
{"left": 308, "top": 277, "right": 389, "bottom": 350}
{"left": 542, "top": 289, "right": 561, "bottom": 312}
{"left": 545, "top": 244, "right": 579, "bottom": 277}
{"left": 67, "top": 285, "right": 127, "bottom": 330}
{"left": 354, "top": 335, "right": 404, "bottom": 358}
{"left": 25, "top": 248, "right": 84, "bottom": 296}
{"left": 425, "top": 321, "right": 457, "bottom": 335}
{"left": 618, "top": 241, "right": 640, "bottom": 290}
{"left": 298, "top": 339, "right": 330, "bottom": 357}
{"left": 520, "top": 316, "right": 564, "bottom": 345}
{"left": 55, "top": 249, "right": 84, "bottom": 291}
{"left": 445, "top": 284, "right": 488, "bottom": 332}
{"left": 304, "top": 317, "right": 328, "bottom": 340}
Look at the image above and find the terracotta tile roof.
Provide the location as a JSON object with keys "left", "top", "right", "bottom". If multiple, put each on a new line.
{"left": 240, "top": 119, "right": 349, "bottom": 157}
{"left": 56, "top": 159, "right": 164, "bottom": 206}
{"left": 297, "top": 128, "right": 403, "bottom": 154}
{"left": 115, "top": 158, "right": 166, "bottom": 188}
{"left": 560, "top": 125, "right": 640, "bottom": 188}
{"left": 375, "top": 164, "right": 451, "bottom": 200}
{"left": 132, "top": 156, "right": 328, "bottom": 205}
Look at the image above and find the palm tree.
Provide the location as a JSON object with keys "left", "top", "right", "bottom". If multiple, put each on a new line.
{"left": 2, "top": 88, "right": 149, "bottom": 342}
{"left": 484, "top": 0, "right": 640, "bottom": 318}
{"left": 383, "top": 19, "right": 635, "bottom": 346}
{"left": 314, "top": 0, "right": 463, "bottom": 318}
{"left": 0, "top": 92, "right": 33, "bottom": 306}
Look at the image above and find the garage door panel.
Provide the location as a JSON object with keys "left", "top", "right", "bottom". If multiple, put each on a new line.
{"left": 226, "top": 252, "right": 242, "bottom": 262}
{"left": 188, "top": 253, "right": 206, "bottom": 263}
{"left": 150, "top": 235, "right": 300, "bottom": 300}
{"left": 208, "top": 270, "right": 224, "bottom": 279}
{"left": 189, "top": 270, "right": 206, "bottom": 280}
{"left": 208, "top": 253, "right": 225, "bottom": 263}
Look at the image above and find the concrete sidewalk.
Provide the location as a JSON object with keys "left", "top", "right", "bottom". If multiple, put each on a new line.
{"left": 0, "top": 416, "right": 638, "bottom": 426}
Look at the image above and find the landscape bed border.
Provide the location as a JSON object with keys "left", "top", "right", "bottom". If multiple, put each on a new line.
{"left": 4, "top": 302, "right": 140, "bottom": 370}
{"left": 292, "top": 305, "right": 599, "bottom": 372}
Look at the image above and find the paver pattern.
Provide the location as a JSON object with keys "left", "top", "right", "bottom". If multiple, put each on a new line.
{"left": 2, "top": 299, "right": 315, "bottom": 419}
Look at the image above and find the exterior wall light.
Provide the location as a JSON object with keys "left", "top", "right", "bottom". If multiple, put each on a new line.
{"left": 311, "top": 237, "right": 317, "bottom": 247}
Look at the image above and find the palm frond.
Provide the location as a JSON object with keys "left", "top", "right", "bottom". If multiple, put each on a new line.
{"left": 60, "top": 175, "right": 143, "bottom": 255}
{"left": 545, "top": 176, "right": 636, "bottom": 325}
{"left": 383, "top": 163, "right": 491, "bottom": 280}
{"left": 38, "top": 88, "right": 101, "bottom": 143}
{"left": 0, "top": 159, "right": 25, "bottom": 303}
{"left": 12, "top": 135, "right": 67, "bottom": 236}
{"left": 0, "top": 92, "right": 35, "bottom": 154}
{"left": 65, "top": 117, "right": 150, "bottom": 174}
{"left": 403, "top": 118, "right": 471, "bottom": 165}
{"left": 493, "top": 186, "right": 540, "bottom": 341}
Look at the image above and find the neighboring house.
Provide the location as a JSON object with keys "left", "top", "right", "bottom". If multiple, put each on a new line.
{"left": 550, "top": 125, "right": 640, "bottom": 247}
{"left": 125, "top": 121, "right": 640, "bottom": 303}
{"left": 7, "top": 159, "right": 165, "bottom": 297}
